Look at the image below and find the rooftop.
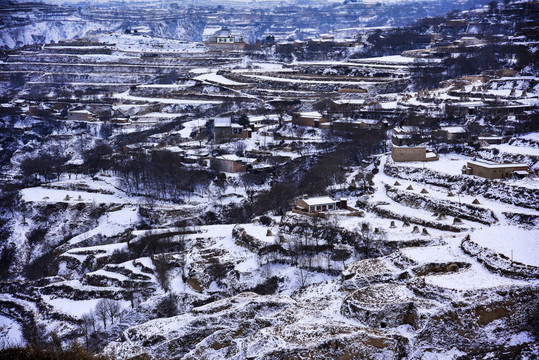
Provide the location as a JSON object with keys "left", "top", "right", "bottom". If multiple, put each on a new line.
{"left": 301, "top": 196, "right": 337, "bottom": 206}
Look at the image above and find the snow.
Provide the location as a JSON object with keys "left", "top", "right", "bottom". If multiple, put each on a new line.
{"left": 194, "top": 72, "right": 247, "bottom": 86}
{"left": 0, "top": 315, "right": 24, "bottom": 348}
{"left": 354, "top": 55, "right": 419, "bottom": 64}
{"left": 113, "top": 92, "right": 222, "bottom": 105}
{"left": 42, "top": 295, "right": 130, "bottom": 319}
{"left": 400, "top": 245, "right": 461, "bottom": 264}
{"left": 21, "top": 187, "right": 132, "bottom": 204}
{"left": 520, "top": 132, "right": 539, "bottom": 141}
{"left": 301, "top": 196, "right": 336, "bottom": 206}
{"left": 66, "top": 206, "right": 138, "bottom": 246}
{"left": 425, "top": 266, "right": 528, "bottom": 291}
{"left": 398, "top": 154, "right": 470, "bottom": 175}
{"left": 472, "top": 226, "right": 539, "bottom": 266}
{"left": 41, "top": 295, "right": 101, "bottom": 318}
{"left": 243, "top": 74, "right": 376, "bottom": 85}
{"left": 488, "top": 143, "right": 539, "bottom": 157}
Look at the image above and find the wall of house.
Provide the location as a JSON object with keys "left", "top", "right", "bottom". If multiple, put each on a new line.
{"left": 68, "top": 112, "right": 90, "bottom": 121}
{"left": 292, "top": 115, "right": 327, "bottom": 128}
{"left": 391, "top": 146, "right": 427, "bottom": 162}
{"left": 214, "top": 127, "right": 232, "bottom": 144}
{"left": 210, "top": 158, "right": 245, "bottom": 173}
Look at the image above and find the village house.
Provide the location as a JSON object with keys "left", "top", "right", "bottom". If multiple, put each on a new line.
{"left": 292, "top": 111, "right": 328, "bottom": 128}
{"left": 68, "top": 109, "right": 93, "bottom": 121}
{"left": 294, "top": 196, "right": 344, "bottom": 213}
{"left": 292, "top": 195, "right": 362, "bottom": 217}
{"left": 248, "top": 114, "right": 280, "bottom": 130}
{"left": 392, "top": 126, "right": 430, "bottom": 146}
{"left": 391, "top": 145, "right": 438, "bottom": 162}
{"left": 446, "top": 101, "right": 535, "bottom": 117}
{"left": 206, "top": 27, "right": 246, "bottom": 51}
{"left": 330, "top": 99, "right": 366, "bottom": 113}
{"left": 209, "top": 154, "right": 257, "bottom": 173}
{"left": 331, "top": 118, "right": 384, "bottom": 132}
{"left": 213, "top": 117, "right": 251, "bottom": 144}
{"left": 435, "top": 126, "right": 468, "bottom": 143}
{"left": 462, "top": 160, "right": 530, "bottom": 179}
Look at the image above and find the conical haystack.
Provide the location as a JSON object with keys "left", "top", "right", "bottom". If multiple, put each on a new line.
{"left": 422, "top": 228, "right": 429, "bottom": 235}
{"left": 390, "top": 221, "right": 396, "bottom": 228}
{"left": 420, "top": 188, "right": 429, "bottom": 194}
{"left": 406, "top": 185, "right": 414, "bottom": 191}
{"left": 394, "top": 181, "right": 401, "bottom": 186}
{"left": 472, "top": 198, "right": 481, "bottom": 205}
{"left": 447, "top": 191, "right": 455, "bottom": 197}
{"left": 63, "top": 194, "right": 71, "bottom": 201}
{"left": 412, "top": 225, "right": 420, "bottom": 234}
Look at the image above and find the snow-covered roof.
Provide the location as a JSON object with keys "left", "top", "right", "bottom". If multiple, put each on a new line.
{"left": 214, "top": 154, "right": 257, "bottom": 164}
{"left": 214, "top": 118, "right": 231, "bottom": 127}
{"left": 441, "top": 126, "right": 466, "bottom": 133}
{"left": 468, "top": 160, "right": 529, "bottom": 169}
{"left": 301, "top": 196, "right": 336, "bottom": 206}
{"left": 69, "top": 110, "right": 91, "bottom": 114}
{"left": 333, "top": 99, "right": 365, "bottom": 105}
{"left": 299, "top": 111, "right": 323, "bottom": 118}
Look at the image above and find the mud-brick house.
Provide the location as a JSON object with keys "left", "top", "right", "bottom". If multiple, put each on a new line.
{"left": 391, "top": 145, "right": 438, "bottom": 162}
{"left": 213, "top": 118, "right": 251, "bottom": 144}
{"left": 209, "top": 154, "right": 257, "bottom": 173}
{"left": 292, "top": 111, "right": 328, "bottom": 128}
{"left": 462, "top": 160, "right": 530, "bottom": 179}
{"left": 437, "top": 126, "right": 468, "bottom": 143}
{"left": 331, "top": 118, "right": 384, "bottom": 132}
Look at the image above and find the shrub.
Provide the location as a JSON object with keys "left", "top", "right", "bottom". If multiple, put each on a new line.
{"left": 259, "top": 216, "right": 272, "bottom": 226}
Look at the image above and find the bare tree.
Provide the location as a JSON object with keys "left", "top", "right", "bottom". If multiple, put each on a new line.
{"left": 81, "top": 312, "right": 96, "bottom": 350}
{"left": 95, "top": 299, "right": 109, "bottom": 329}
{"left": 105, "top": 299, "right": 122, "bottom": 326}
{"left": 153, "top": 254, "right": 171, "bottom": 292}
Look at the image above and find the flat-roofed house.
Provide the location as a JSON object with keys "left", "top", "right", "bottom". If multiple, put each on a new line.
{"left": 209, "top": 154, "right": 257, "bottom": 173}
{"left": 462, "top": 160, "right": 530, "bottom": 179}
{"left": 391, "top": 145, "right": 438, "bottom": 162}
{"left": 68, "top": 110, "right": 92, "bottom": 121}
{"left": 213, "top": 117, "right": 250, "bottom": 144}
{"left": 292, "top": 111, "right": 327, "bottom": 128}
{"left": 295, "top": 196, "right": 339, "bottom": 213}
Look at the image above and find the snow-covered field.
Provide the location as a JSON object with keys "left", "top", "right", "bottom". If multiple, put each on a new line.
{"left": 472, "top": 226, "right": 539, "bottom": 266}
